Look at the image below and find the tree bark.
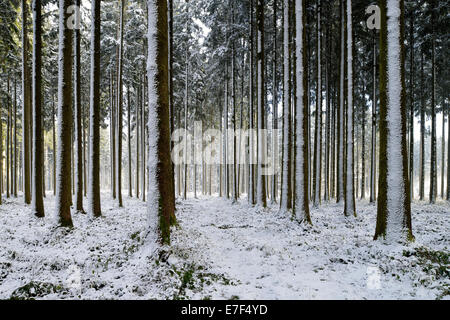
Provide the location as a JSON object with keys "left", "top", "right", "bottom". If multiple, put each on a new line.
{"left": 74, "top": 0, "right": 84, "bottom": 213}
{"left": 256, "top": 0, "right": 267, "bottom": 208}
{"left": 374, "top": 0, "right": 413, "bottom": 241}
{"left": 146, "top": 0, "right": 174, "bottom": 244}
{"left": 116, "top": 0, "right": 125, "bottom": 207}
{"left": 88, "top": 0, "right": 102, "bottom": 217}
{"left": 22, "top": 0, "right": 31, "bottom": 205}
{"left": 55, "top": 0, "right": 74, "bottom": 227}
{"left": 344, "top": 0, "right": 356, "bottom": 217}
{"left": 31, "top": 0, "right": 44, "bottom": 217}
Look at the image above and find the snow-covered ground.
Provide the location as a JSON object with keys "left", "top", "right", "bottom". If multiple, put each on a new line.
{"left": 0, "top": 194, "right": 448, "bottom": 300}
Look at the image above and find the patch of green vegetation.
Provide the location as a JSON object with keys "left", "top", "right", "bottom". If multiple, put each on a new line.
{"left": 171, "top": 263, "right": 236, "bottom": 300}
{"left": 404, "top": 247, "right": 449, "bottom": 280}
{"left": 10, "top": 281, "right": 67, "bottom": 300}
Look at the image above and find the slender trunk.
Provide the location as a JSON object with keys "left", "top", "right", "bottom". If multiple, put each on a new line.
{"left": 13, "top": 78, "right": 18, "bottom": 197}
{"left": 31, "top": 0, "right": 44, "bottom": 217}
{"left": 141, "top": 72, "right": 146, "bottom": 201}
{"left": 128, "top": 86, "right": 132, "bottom": 197}
{"left": 168, "top": 0, "right": 176, "bottom": 215}
{"left": 231, "top": 9, "right": 238, "bottom": 202}
{"left": 272, "top": 0, "right": 278, "bottom": 203}
{"left": 409, "top": 12, "right": 414, "bottom": 200}
{"left": 7, "top": 77, "right": 11, "bottom": 199}
{"left": 256, "top": 0, "right": 267, "bottom": 208}
{"left": 88, "top": 0, "right": 102, "bottom": 217}
{"left": 313, "top": 0, "right": 322, "bottom": 207}
{"left": 135, "top": 84, "right": 140, "bottom": 198}
{"left": 280, "top": 0, "right": 292, "bottom": 211}
{"left": 361, "top": 81, "right": 366, "bottom": 200}
{"left": 249, "top": 0, "right": 255, "bottom": 205}
{"left": 336, "top": 0, "right": 345, "bottom": 204}
{"left": 429, "top": 2, "right": 436, "bottom": 204}
{"left": 74, "top": 0, "right": 84, "bottom": 213}
{"left": 294, "top": 0, "right": 312, "bottom": 224}
{"left": 324, "top": 24, "right": 330, "bottom": 202}
{"left": 55, "top": 0, "right": 74, "bottom": 227}
{"left": 116, "top": 0, "right": 125, "bottom": 207}
{"left": 370, "top": 32, "right": 377, "bottom": 203}
{"left": 419, "top": 51, "right": 425, "bottom": 201}
{"left": 344, "top": 0, "right": 356, "bottom": 217}
{"left": 22, "top": 0, "right": 31, "bottom": 204}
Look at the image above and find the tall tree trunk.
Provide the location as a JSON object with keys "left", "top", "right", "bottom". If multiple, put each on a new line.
{"left": 13, "top": 78, "right": 18, "bottom": 197}
{"left": 336, "top": 0, "right": 345, "bottom": 204}
{"left": 248, "top": 0, "right": 255, "bottom": 205}
{"left": 409, "top": 12, "right": 414, "bottom": 200}
{"left": 294, "top": 0, "right": 312, "bottom": 224}
{"left": 22, "top": 0, "right": 31, "bottom": 205}
{"left": 116, "top": 0, "right": 125, "bottom": 207}
{"left": 280, "top": 0, "right": 292, "bottom": 212}
{"left": 141, "top": 73, "right": 146, "bottom": 201}
{"left": 31, "top": 0, "right": 44, "bottom": 217}
{"left": 272, "top": 0, "right": 278, "bottom": 204}
{"left": 231, "top": 7, "right": 238, "bottom": 203}
{"left": 442, "top": 108, "right": 445, "bottom": 199}
{"left": 419, "top": 51, "right": 425, "bottom": 201}
{"left": 110, "top": 72, "right": 116, "bottom": 198}
{"left": 88, "top": 0, "right": 102, "bottom": 217}
{"left": 128, "top": 86, "right": 132, "bottom": 197}
{"left": 52, "top": 96, "right": 56, "bottom": 195}
{"left": 324, "top": 24, "right": 330, "bottom": 202}
{"left": 55, "top": 0, "right": 74, "bottom": 227}
{"left": 135, "top": 83, "right": 140, "bottom": 198}
{"left": 361, "top": 81, "right": 366, "bottom": 200}
{"left": 256, "top": 0, "right": 267, "bottom": 208}
{"left": 344, "top": 0, "right": 356, "bottom": 217}
{"left": 313, "top": 0, "right": 322, "bottom": 207}
{"left": 447, "top": 103, "right": 450, "bottom": 201}
{"left": 146, "top": 0, "right": 174, "bottom": 244}
{"left": 74, "top": 0, "right": 84, "bottom": 213}
{"left": 374, "top": 0, "right": 413, "bottom": 241}
{"left": 370, "top": 31, "right": 377, "bottom": 203}
{"left": 7, "top": 77, "right": 11, "bottom": 199}
{"left": 168, "top": 0, "right": 176, "bottom": 216}
{"left": 429, "top": 1, "right": 437, "bottom": 204}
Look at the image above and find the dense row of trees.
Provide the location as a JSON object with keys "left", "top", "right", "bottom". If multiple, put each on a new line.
{"left": 0, "top": 0, "right": 448, "bottom": 244}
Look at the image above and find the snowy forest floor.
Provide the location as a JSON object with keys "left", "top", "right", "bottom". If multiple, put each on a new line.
{"left": 0, "top": 194, "right": 448, "bottom": 300}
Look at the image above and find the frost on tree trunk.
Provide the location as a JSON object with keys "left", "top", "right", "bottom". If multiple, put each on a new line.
{"left": 31, "top": 0, "right": 45, "bottom": 218}
{"left": 344, "top": 0, "right": 356, "bottom": 217}
{"left": 88, "top": 0, "right": 102, "bottom": 218}
{"left": 146, "top": 0, "right": 174, "bottom": 245}
{"left": 55, "top": 0, "right": 74, "bottom": 228}
{"left": 256, "top": 0, "right": 267, "bottom": 208}
{"left": 374, "top": 0, "right": 413, "bottom": 241}
{"left": 294, "top": 0, "right": 312, "bottom": 225}
{"left": 280, "top": 0, "right": 292, "bottom": 212}
{"left": 313, "top": 0, "right": 322, "bottom": 208}
{"left": 74, "top": 0, "right": 84, "bottom": 214}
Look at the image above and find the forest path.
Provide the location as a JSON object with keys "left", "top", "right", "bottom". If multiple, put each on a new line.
{"left": 172, "top": 196, "right": 449, "bottom": 300}
{"left": 174, "top": 197, "right": 373, "bottom": 299}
